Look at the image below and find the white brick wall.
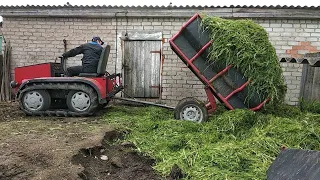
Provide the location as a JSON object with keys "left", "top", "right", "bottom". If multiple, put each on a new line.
{"left": 255, "top": 19, "right": 320, "bottom": 105}
{"left": 2, "top": 16, "right": 319, "bottom": 106}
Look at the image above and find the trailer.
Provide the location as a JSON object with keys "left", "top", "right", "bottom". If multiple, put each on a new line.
{"left": 169, "top": 13, "right": 269, "bottom": 123}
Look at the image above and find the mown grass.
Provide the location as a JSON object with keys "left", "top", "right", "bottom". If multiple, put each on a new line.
{"left": 103, "top": 104, "right": 320, "bottom": 180}
{"left": 200, "top": 15, "right": 287, "bottom": 106}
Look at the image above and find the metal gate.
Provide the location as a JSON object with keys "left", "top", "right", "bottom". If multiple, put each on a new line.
{"left": 123, "top": 40, "right": 161, "bottom": 98}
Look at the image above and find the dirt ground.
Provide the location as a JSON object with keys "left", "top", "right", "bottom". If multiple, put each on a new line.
{"left": 0, "top": 102, "right": 165, "bottom": 180}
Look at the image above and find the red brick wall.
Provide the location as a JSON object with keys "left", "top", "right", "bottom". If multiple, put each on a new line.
{"left": 286, "top": 41, "right": 319, "bottom": 58}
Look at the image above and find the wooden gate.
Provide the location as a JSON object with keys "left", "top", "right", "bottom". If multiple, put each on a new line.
{"left": 300, "top": 65, "right": 320, "bottom": 100}
{"left": 123, "top": 40, "right": 161, "bottom": 98}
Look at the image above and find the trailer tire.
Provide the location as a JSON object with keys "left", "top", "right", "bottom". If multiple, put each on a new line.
{"left": 174, "top": 97, "right": 208, "bottom": 123}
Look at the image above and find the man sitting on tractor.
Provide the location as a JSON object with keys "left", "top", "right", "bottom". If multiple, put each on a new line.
{"left": 62, "top": 36, "right": 105, "bottom": 76}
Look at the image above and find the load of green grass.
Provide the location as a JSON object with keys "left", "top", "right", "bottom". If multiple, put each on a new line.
{"left": 104, "top": 105, "right": 320, "bottom": 180}
{"left": 200, "top": 15, "right": 287, "bottom": 106}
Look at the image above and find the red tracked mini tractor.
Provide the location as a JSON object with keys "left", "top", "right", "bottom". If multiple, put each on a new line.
{"left": 10, "top": 45, "right": 124, "bottom": 116}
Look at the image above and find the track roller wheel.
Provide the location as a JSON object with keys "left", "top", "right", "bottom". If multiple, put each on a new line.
{"left": 21, "top": 89, "right": 51, "bottom": 112}
{"left": 174, "top": 97, "right": 208, "bottom": 123}
{"left": 67, "top": 89, "right": 98, "bottom": 114}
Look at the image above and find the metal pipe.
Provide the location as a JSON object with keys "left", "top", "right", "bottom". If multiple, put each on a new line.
{"left": 115, "top": 12, "right": 118, "bottom": 78}
{"left": 114, "top": 10, "right": 129, "bottom": 75}
{"left": 113, "top": 97, "right": 175, "bottom": 109}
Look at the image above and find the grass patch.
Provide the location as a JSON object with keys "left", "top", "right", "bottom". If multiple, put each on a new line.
{"left": 103, "top": 105, "right": 320, "bottom": 179}
{"left": 299, "top": 98, "right": 320, "bottom": 114}
{"left": 200, "top": 15, "right": 287, "bottom": 106}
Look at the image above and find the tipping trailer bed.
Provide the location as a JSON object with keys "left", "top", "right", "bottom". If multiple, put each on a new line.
{"left": 169, "top": 13, "right": 269, "bottom": 114}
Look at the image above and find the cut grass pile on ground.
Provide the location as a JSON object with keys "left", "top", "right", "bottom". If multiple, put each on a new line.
{"left": 103, "top": 105, "right": 320, "bottom": 180}
{"left": 200, "top": 15, "right": 287, "bottom": 106}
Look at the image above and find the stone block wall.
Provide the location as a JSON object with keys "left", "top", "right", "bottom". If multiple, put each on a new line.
{"left": 2, "top": 16, "right": 320, "bottom": 106}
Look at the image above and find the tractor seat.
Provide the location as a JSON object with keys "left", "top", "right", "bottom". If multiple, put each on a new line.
{"left": 78, "top": 45, "right": 111, "bottom": 77}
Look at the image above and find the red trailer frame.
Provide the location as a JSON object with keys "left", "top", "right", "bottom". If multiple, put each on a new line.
{"left": 169, "top": 13, "right": 270, "bottom": 114}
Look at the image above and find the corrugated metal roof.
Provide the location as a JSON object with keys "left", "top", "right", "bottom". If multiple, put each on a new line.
{"left": 280, "top": 56, "right": 320, "bottom": 67}
{"left": 1, "top": 4, "right": 320, "bottom": 19}
{"left": 1, "top": 4, "right": 320, "bottom": 9}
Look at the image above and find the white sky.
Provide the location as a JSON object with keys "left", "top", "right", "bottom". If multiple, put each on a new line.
{"left": 0, "top": 0, "right": 319, "bottom": 22}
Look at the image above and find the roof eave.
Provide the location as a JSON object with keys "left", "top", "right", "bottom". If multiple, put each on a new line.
{"left": 1, "top": 6, "right": 320, "bottom": 19}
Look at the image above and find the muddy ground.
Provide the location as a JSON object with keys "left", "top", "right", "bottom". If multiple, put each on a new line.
{"left": 0, "top": 102, "right": 170, "bottom": 180}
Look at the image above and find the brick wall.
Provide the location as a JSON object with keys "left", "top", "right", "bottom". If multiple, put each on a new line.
{"left": 3, "top": 17, "right": 120, "bottom": 72}
{"left": 2, "top": 16, "right": 320, "bottom": 106}
{"left": 256, "top": 19, "right": 320, "bottom": 105}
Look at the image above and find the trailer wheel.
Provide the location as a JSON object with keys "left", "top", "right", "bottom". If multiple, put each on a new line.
{"left": 22, "top": 90, "right": 51, "bottom": 112}
{"left": 174, "top": 97, "right": 208, "bottom": 123}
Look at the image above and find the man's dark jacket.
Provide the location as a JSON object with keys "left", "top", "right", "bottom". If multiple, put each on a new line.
{"left": 62, "top": 42, "right": 103, "bottom": 73}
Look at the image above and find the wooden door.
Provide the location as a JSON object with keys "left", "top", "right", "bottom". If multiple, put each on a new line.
{"left": 123, "top": 40, "right": 161, "bottom": 98}
{"left": 300, "top": 65, "right": 320, "bottom": 100}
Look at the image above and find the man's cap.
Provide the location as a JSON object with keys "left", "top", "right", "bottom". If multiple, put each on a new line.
{"left": 92, "top": 36, "right": 104, "bottom": 45}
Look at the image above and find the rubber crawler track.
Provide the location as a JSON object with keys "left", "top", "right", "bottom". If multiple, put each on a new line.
{"left": 18, "top": 82, "right": 99, "bottom": 117}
